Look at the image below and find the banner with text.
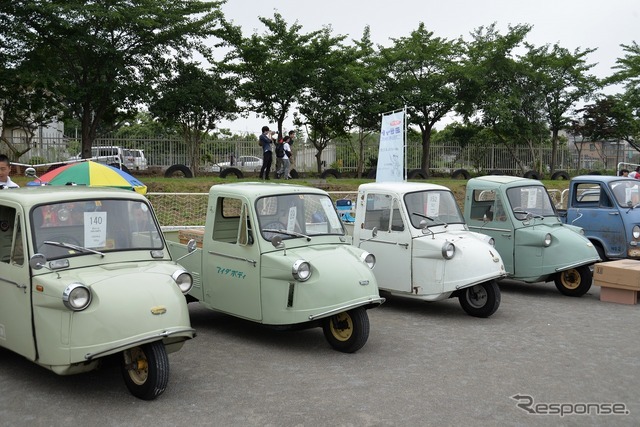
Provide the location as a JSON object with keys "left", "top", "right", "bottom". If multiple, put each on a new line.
{"left": 376, "top": 111, "right": 405, "bottom": 182}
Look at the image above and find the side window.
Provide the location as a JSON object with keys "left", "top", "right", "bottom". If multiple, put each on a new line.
{"left": 213, "top": 197, "right": 242, "bottom": 244}
{"left": 0, "top": 206, "right": 18, "bottom": 264}
{"left": 363, "top": 194, "right": 404, "bottom": 232}
{"left": 11, "top": 215, "right": 24, "bottom": 266}
{"left": 574, "top": 184, "right": 601, "bottom": 206}
{"left": 470, "top": 190, "right": 496, "bottom": 221}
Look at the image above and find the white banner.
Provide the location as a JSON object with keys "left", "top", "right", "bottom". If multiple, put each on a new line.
{"left": 376, "top": 111, "right": 404, "bottom": 182}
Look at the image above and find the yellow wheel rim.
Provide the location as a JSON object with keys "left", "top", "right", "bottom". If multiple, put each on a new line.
{"left": 329, "top": 312, "right": 354, "bottom": 342}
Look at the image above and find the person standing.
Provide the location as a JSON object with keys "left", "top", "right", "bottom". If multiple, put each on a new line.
{"left": 259, "top": 126, "right": 274, "bottom": 180}
{"left": 281, "top": 136, "right": 292, "bottom": 180}
{"left": 287, "top": 130, "right": 295, "bottom": 178}
{"left": 0, "top": 154, "right": 19, "bottom": 188}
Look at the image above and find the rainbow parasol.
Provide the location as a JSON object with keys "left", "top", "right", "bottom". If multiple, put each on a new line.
{"left": 29, "top": 161, "right": 147, "bottom": 194}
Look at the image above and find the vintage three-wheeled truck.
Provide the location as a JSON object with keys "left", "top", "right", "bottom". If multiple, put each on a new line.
{"left": 344, "top": 182, "right": 506, "bottom": 318}
{"left": 0, "top": 182, "right": 195, "bottom": 399}
{"left": 163, "top": 182, "right": 384, "bottom": 353}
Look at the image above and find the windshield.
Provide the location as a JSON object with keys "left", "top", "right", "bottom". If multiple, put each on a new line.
{"left": 31, "top": 199, "right": 162, "bottom": 259}
{"left": 505, "top": 186, "right": 556, "bottom": 218}
{"left": 256, "top": 193, "right": 344, "bottom": 241}
{"left": 610, "top": 181, "right": 640, "bottom": 207}
{"left": 404, "top": 190, "right": 465, "bottom": 228}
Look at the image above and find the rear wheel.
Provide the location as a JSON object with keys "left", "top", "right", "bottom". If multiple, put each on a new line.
{"left": 322, "top": 307, "right": 369, "bottom": 353}
{"left": 458, "top": 281, "right": 501, "bottom": 318}
{"left": 554, "top": 265, "right": 592, "bottom": 297}
{"left": 121, "top": 341, "right": 169, "bottom": 400}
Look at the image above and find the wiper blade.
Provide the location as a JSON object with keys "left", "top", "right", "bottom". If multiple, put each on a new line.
{"left": 262, "top": 229, "right": 311, "bottom": 241}
{"left": 43, "top": 241, "right": 105, "bottom": 257}
{"left": 412, "top": 212, "right": 448, "bottom": 227}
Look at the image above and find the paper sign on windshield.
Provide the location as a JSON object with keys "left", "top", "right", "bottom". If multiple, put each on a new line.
{"left": 84, "top": 212, "right": 107, "bottom": 248}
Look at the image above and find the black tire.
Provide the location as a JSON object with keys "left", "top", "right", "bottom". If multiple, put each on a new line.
{"left": 220, "top": 167, "right": 243, "bottom": 179}
{"left": 109, "top": 163, "right": 131, "bottom": 174}
{"left": 407, "top": 169, "right": 427, "bottom": 179}
{"left": 320, "top": 169, "right": 341, "bottom": 179}
{"left": 451, "top": 169, "right": 470, "bottom": 180}
{"left": 164, "top": 164, "right": 193, "bottom": 178}
{"left": 551, "top": 171, "right": 570, "bottom": 180}
{"left": 121, "top": 341, "right": 169, "bottom": 400}
{"left": 322, "top": 307, "right": 369, "bottom": 353}
{"left": 289, "top": 169, "right": 299, "bottom": 179}
{"left": 366, "top": 169, "right": 376, "bottom": 179}
{"left": 458, "top": 280, "right": 501, "bottom": 318}
{"left": 587, "top": 170, "right": 601, "bottom": 175}
{"left": 554, "top": 265, "right": 592, "bottom": 297}
{"left": 488, "top": 169, "right": 502, "bottom": 175}
{"left": 523, "top": 170, "right": 542, "bottom": 180}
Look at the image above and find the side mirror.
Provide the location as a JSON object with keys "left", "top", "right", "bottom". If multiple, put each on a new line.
{"left": 186, "top": 239, "right": 197, "bottom": 253}
{"left": 271, "top": 235, "right": 285, "bottom": 249}
{"left": 25, "top": 167, "right": 37, "bottom": 178}
{"left": 29, "top": 253, "right": 48, "bottom": 270}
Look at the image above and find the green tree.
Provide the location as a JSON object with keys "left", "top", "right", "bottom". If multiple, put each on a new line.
{"left": 150, "top": 62, "right": 238, "bottom": 176}
{"left": 460, "top": 24, "right": 548, "bottom": 174}
{"left": 3, "top": 0, "right": 223, "bottom": 158}
{"left": 378, "top": 23, "right": 464, "bottom": 176}
{"left": 218, "top": 12, "right": 343, "bottom": 136}
{"left": 523, "top": 43, "right": 599, "bottom": 173}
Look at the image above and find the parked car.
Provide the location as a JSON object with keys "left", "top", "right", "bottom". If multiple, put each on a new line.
{"left": 211, "top": 155, "right": 263, "bottom": 173}
{"left": 123, "top": 148, "right": 147, "bottom": 171}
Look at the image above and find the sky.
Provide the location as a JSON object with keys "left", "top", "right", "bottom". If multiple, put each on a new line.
{"left": 215, "top": 0, "right": 640, "bottom": 136}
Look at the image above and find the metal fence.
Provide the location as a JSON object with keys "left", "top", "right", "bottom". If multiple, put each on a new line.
{"left": 2, "top": 133, "right": 605, "bottom": 176}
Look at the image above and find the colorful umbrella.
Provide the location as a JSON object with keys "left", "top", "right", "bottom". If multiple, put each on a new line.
{"left": 29, "top": 161, "right": 147, "bottom": 194}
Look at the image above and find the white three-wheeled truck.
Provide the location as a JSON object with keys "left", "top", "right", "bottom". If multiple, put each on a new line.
{"left": 0, "top": 184, "right": 195, "bottom": 400}
{"left": 346, "top": 182, "right": 506, "bottom": 317}
{"left": 163, "top": 183, "right": 384, "bottom": 353}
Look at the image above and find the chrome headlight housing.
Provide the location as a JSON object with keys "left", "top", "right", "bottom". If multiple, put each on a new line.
{"left": 292, "top": 259, "right": 311, "bottom": 281}
{"left": 172, "top": 269, "right": 193, "bottom": 294}
{"left": 63, "top": 283, "right": 92, "bottom": 311}
{"left": 442, "top": 242, "right": 455, "bottom": 259}
{"left": 633, "top": 225, "right": 640, "bottom": 240}
{"left": 360, "top": 252, "right": 376, "bottom": 269}
{"left": 543, "top": 233, "right": 552, "bottom": 247}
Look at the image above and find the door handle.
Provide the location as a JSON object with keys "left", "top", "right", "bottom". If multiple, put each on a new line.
{"left": 609, "top": 212, "right": 620, "bottom": 215}
{"left": 501, "top": 233, "right": 512, "bottom": 238}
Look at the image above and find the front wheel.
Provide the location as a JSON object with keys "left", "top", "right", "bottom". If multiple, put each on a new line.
{"left": 322, "top": 307, "right": 369, "bottom": 353}
{"left": 554, "top": 265, "right": 592, "bottom": 297}
{"left": 121, "top": 341, "right": 169, "bottom": 400}
{"left": 458, "top": 281, "right": 501, "bottom": 318}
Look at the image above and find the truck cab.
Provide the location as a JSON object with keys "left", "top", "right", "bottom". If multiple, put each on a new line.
{"left": 558, "top": 175, "right": 640, "bottom": 261}
{"left": 349, "top": 182, "right": 505, "bottom": 318}
{"left": 164, "top": 182, "right": 384, "bottom": 353}
{"left": 465, "top": 176, "right": 600, "bottom": 296}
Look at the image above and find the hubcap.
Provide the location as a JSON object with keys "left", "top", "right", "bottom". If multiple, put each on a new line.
{"left": 466, "top": 285, "right": 488, "bottom": 308}
{"left": 125, "top": 347, "right": 149, "bottom": 385}
{"left": 561, "top": 270, "right": 580, "bottom": 289}
{"left": 330, "top": 312, "right": 353, "bottom": 342}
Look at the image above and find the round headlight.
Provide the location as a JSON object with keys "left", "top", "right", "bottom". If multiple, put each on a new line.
{"left": 361, "top": 252, "right": 376, "bottom": 269}
{"left": 544, "top": 233, "right": 552, "bottom": 247}
{"left": 442, "top": 242, "right": 455, "bottom": 259}
{"left": 63, "top": 283, "right": 92, "bottom": 311}
{"left": 172, "top": 270, "right": 193, "bottom": 294}
{"left": 633, "top": 226, "right": 640, "bottom": 240}
{"left": 292, "top": 260, "right": 311, "bottom": 281}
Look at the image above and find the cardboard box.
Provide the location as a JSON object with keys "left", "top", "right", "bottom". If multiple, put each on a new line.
{"left": 593, "top": 260, "right": 640, "bottom": 291}
{"left": 600, "top": 286, "right": 638, "bottom": 305}
{"left": 178, "top": 228, "right": 204, "bottom": 248}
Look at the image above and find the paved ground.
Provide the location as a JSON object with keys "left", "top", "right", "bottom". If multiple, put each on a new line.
{"left": 1, "top": 280, "right": 639, "bottom": 426}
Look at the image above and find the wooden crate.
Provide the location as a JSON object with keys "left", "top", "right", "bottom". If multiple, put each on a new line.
{"left": 178, "top": 228, "right": 204, "bottom": 248}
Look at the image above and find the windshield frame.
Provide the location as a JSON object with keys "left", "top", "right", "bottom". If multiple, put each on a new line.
{"left": 403, "top": 189, "right": 466, "bottom": 229}
{"left": 255, "top": 193, "right": 345, "bottom": 241}
{"left": 30, "top": 198, "right": 163, "bottom": 260}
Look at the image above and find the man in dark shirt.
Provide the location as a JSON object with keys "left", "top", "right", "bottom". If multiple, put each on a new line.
{"left": 259, "top": 126, "right": 274, "bottom": 180}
